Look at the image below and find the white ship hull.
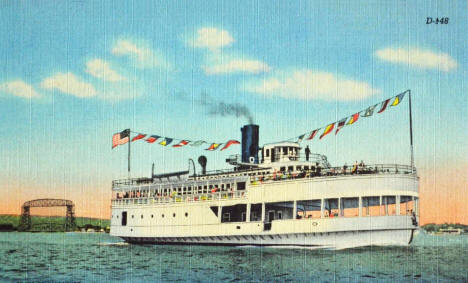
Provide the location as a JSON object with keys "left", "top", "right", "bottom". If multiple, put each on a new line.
{"left": 111, "top": 150, "right": 419, "bottom": 249}
{"left": 120, "top": 229, "right": 414, "bottom": 249}
{"left": 117, "top": 216, "right": 416, "bottom": 248}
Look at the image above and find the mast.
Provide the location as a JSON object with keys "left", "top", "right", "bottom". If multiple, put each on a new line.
{"left": 408, "top": 90, "right": 414, "bottom": 173}
{"left": 128, "top": 128, "right": 131, "bottom": 178}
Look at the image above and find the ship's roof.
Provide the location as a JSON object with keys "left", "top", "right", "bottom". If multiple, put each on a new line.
{"left": 262, "top": 141, "right": 300, "bottom": 148}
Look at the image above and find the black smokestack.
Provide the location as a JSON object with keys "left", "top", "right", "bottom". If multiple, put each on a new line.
{"left": 241, "top": 124, "right": 259, "bottom": 164}
{"left": 198, "top": 155, "right": 207, "bottom": 175}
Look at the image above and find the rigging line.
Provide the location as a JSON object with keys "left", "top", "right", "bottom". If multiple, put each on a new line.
{"left": 286, "top": 90, "right": 410, "bottom": 141}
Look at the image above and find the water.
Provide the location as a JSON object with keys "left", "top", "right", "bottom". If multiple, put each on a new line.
{"left": 1, "top": 232, "right": 467, "bottom": 282}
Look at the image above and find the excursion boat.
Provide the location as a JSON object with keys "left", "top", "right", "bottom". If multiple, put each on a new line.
{"left": 110, "top": 124, "right": 419, "bottom": 248}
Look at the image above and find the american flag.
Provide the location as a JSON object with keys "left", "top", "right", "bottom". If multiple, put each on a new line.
{"left": 112, "top": 129, "right": 130, "bottom": 149}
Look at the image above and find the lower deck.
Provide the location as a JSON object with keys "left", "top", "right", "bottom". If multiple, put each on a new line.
{"left": 115, "top": 217, "right": 417, "bottom": 248}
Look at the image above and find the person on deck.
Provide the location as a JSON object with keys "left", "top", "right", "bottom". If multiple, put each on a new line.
{"left": 352, "top": 161, "right": 358, "bottom": 174}
{"left": 305, "top": 146, "right": 311, "bottom": 161}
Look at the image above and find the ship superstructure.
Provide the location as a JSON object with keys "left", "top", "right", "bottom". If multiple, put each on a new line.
{"left": 110, "top": 124, "right": 419, "bottom": 248}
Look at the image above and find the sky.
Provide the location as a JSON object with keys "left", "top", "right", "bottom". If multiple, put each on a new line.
{"left": 0, "top": 0, "right": 466, "bottom": 224}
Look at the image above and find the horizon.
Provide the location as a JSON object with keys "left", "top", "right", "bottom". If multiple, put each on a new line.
{"left": 1, "top": 1, "right": 467, "bottom": 226}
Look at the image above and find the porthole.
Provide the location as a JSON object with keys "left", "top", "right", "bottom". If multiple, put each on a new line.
{"left": 185, "top": 212, "right": 188, "bottom": 217}
{"left": 141, "top": 215, "right": 143, "bottom": 219}
{"left": 131, "top": 215, "right": 134, "bottom": 218}
{"left": 117, "top": 215, "right": 119, "bottom": 219}
{"left": 162, "top": 214, "right": 165, "bottom": 218}
{"left": 173, "top": 213, "right": 176, "bottom": 217}
{"left": 151, "top": 214, "right": 154, "bottom": 218}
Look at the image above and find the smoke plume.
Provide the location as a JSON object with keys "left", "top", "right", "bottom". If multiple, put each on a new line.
{"left": 176, "top": 91, "right": 254, "bottom": 124}
{"left": 203, "top": 94, "right": 253, "bottom": 124}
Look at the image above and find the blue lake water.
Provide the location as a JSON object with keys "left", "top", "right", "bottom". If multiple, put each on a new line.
{"left": 0, "top": 232, "right": 467, "bottom": 282}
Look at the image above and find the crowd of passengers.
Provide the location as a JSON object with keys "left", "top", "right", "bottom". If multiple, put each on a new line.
{"left": 115, "top": 185, "right": 235, "bottom": 199}
{"left": 257, "top": 160, "right": 381, "bottom": 182}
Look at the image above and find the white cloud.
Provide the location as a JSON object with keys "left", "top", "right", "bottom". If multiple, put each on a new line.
{"left": 189, "top": 27, "right": 234, "bottom": 50}
{"left": 203, "top": 58, "right": 270, "bottom": 75}
{"left": 375, "top": 47, "right": 457, "bottom": 72}
{"left": 0, "top": 80, "right": 41, "bottom": 98}
{"left": 86, "top": 59, "right": 125, "bottom": 81}
{"left": 41, "top": 72, "right": 96, "bottom": 98}
{"left": 244, "top": 70, "right": 380, "bottom": 101}
{"left": 112, "top": 39, "right": 167, "bottom": 68}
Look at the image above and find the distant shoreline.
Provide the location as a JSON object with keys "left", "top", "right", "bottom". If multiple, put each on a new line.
{"left": 0, "top": 214, "right": 110, "bottom": 232}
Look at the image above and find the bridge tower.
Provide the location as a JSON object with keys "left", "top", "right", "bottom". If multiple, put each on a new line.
{"left": 18, "top": 199, "right": 77, "bottom": 232}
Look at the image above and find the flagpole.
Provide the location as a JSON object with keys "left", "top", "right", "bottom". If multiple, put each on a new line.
{"left": 128, "top": 129, "right": 131, "bottom": 178}
{"left": 408, "top": 90, "right": 414, "bottom": 173}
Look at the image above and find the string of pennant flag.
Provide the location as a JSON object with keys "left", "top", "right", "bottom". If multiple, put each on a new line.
{"left": 112, "top": 90, "right": 408, "bottom": 151}
{"left": 292, "top": 90, "right": 408, "bottom": 143}
{"left": 112, "top": 129, "right": 240, "bottom": 151}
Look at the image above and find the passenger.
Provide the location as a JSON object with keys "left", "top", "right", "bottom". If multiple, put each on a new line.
{"left": 352, "top": 161, "right": 358, "bottom": 174}
{"left": 342, "top": 163, "right": 348, "bottom": 175}
{"left": 305, "top": 145, "right": 311, "bottom": 161}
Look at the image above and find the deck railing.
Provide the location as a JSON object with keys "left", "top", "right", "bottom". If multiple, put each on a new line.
{"left": 111, "top": 190, "right": 247, "bottom": 206}
{"left": 248, "top": 164, "right": 416, "bottom": 184}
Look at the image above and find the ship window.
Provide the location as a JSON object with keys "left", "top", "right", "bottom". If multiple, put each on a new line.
{"left": 173, "top": 213, "right": 176, "bottom": 217}
{"left": 221, "top": 204, "right": 246, "bottom": 223}
{"left": 400, "top": 195, "right": 415, "bottom": 216}
{"left": 151, "top": 214, "right": 154, "bottom": 218}
{"left": 227, "top": 184, "right": 231, "bottom": 189}
{"left": 141, "top": 215, "right": 143, "bottom": 219}
{"left": 266, "top": 202, "right": 294, "bottom": 220}
{"left": 380, "top": 196, "right": 396, "bottom": 216}
{"left": 296, "top": 199, "right": 321, "bottom": 219}
{"left": 131, "top": 215, "right": 134, "bottom": 218}
{"left": 362, "top": 196, "right": 380, "bottom": 216}
{"left": 209, "top": 185, "right": 213, "bottom": 189}
{"left": 185, "top": 212, "right": 188, "bottom": 217}
{"left": 237, "top": 182, "right": 246, "bottom": 190}
{"left": 280, "top": 167, "right": 286, "bottom": 172}
{"left": 221, "top": 184, "right": 224, "bottom": 189}
{"left": 266, "top": 149, "right": 270, "bottom": 157}
{"left": 250, "top": 204, "right": 262, "bottom": 221}
{"left": 283, "top": 147, "right": 287, "bottom": 154}
{"left": 162, "top": 214, "right": 165, "bottom": 218}
{"left": 324, "top": 198, "right": 339, "bottom": 217}
{"left": 288, "top": 166, "right": 293, "bottom": 172}
{"left": 340, "top": 198, "right": 359, "bottom": 217}
{"left": 210, "top": 206, "right": 219, "bottom": 217}
{"left": 296, "top": 166, "right": 302, "bottom": 171}
{"left": 304, "top": 166, "right": 309, "bottom": 170}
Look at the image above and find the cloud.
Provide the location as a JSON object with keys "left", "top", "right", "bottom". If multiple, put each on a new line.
{"left": 0, "top": 80, "right": 41, "bottom": 98}
{"left": 244, "top": 70, "right": 380, "bottom": 101}
{"left": 41, "top": 72, "right": 96, "bottom": 98}
{"left": 86, "top": 59, "right": 125, "bottom": 81}
{"left": 189, "top": 27, "right": 234, "bottom": 50}
{"left": 375, "top": 47, "right": 457, "bottom": 72}
{"left": 203, "top": 58, "right": 270, "bottom": 75}
{"left": 112, "top": 39, "right": 167, "bottom": 68}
